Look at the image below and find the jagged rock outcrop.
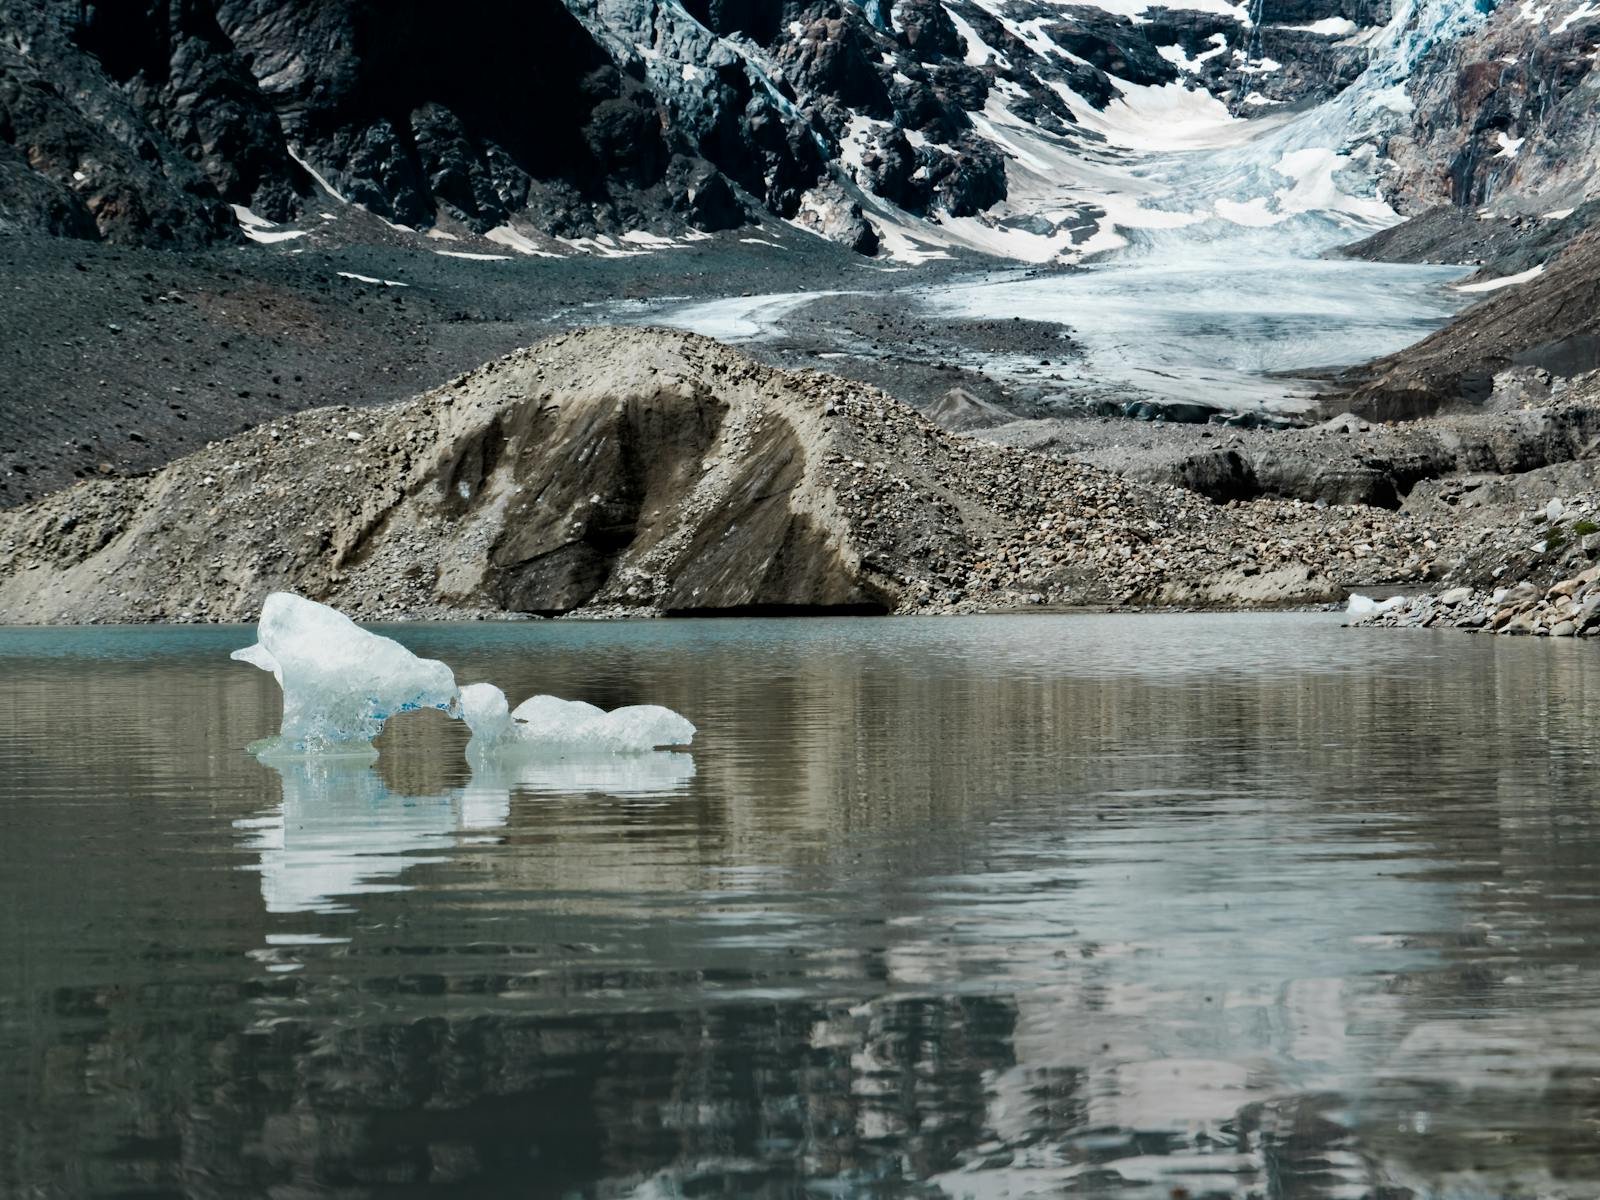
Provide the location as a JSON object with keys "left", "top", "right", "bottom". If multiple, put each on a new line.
{"left": 1152, "top": 403, "right": 1600, "bottom": 505}
{"left": 985, "top": 392, "right": 1600, "bottom": 507}
{"left": 1379, "top": 0, "right": 1600, "bottom": 216}
{"left": 0, "top": 328, "right": 1456, "bottom": 623}
{"left": 0, "top": 20, "right": 242, "bottom": 245}
{"left": 0, "top": 0, "right": 1399, "bottom": 253}
{"left": 0, "top": 0, "right": 748, "bottom": 244}
{"left": 1343, "top": 229, "right": 1600, "bottom": 420}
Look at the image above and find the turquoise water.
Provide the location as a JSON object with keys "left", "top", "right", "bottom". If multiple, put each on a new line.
{"left": 3, "top": 614, "right": 1600, "bottom": 1197}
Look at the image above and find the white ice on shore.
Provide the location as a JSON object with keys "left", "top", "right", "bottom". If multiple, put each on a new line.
{"left": 1453, "top": 263, "right": 1547, "bottom": 294}
{"left": 1346, "top": 593, "right": 1407, "bottom": 619}
{"left": 335, "top": 271, "right": 408, "bottom": 287}
{"left": 234, "top": 594, "right": 696, "bottom": 757}
{"left": 229, "top": 204, "right": 309, "bottom": 244}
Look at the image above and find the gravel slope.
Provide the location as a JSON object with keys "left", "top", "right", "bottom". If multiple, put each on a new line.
{"left": 0, "top": 328, "right": 1454, "bottom": 624}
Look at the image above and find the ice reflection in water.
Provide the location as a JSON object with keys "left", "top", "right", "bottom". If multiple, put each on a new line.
{"left": 236, "top": 752, "right": 697, "bottom": 915}
{"left": 5, "top": 614, "right": 1600, "bottom": 1197}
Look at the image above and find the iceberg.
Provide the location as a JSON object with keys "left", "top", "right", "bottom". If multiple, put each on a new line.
{"left": 232, "top": 593, "right": 697, "bottom": 759}
{"left": 232, "top": 592, "right": 459, "bottom": 755}
{"left": 458, "top": 682, "right": 696, "bottom": 756}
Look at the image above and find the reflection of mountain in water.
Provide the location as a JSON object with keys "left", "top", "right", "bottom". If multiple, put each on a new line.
{"left": 11, "top": 617, "right": 1600, "bottom": 1197}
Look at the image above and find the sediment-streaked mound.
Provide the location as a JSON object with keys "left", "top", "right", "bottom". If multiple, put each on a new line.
{"left": 0, "top": 327, "right": 1441, "bottom": 623}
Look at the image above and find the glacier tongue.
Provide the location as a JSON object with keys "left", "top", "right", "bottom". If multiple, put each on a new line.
{"left": 867, "top": 0, "right": 1491, "bottom": 265}
{"left": 234, "top": 594, "right": 696, "bottom": 758}
{"left": 1095, "top": 0, "right": 1491, "bottom": 260}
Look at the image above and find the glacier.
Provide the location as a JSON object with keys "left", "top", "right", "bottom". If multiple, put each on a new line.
{"left": 233, "top": 593, "right": 696, "bottom": 757}
{"left": 648, "top": 0, "right": 1490, "bottom": 418}
{"left": 976, "top": 0, "right": 1490, "bottom": 262}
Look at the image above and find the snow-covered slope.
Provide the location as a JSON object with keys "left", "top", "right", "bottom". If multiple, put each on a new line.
{"left": 2, "top": 0, "right": 1595, "bottom": 267}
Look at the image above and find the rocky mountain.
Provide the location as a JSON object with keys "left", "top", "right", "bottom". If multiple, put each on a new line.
{"left": 1324, "top": 0, "right": 1600, "bottom": 419}
{"left": 1, "top": 0, "right": 1426, "bottom": 258}
{"left": 6, "top": 0, "right": 1600, "bottom": 594}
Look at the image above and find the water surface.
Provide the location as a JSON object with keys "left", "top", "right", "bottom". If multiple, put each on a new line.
{"left": 3, "top": 614, "right": 1600, "bottom": 1198}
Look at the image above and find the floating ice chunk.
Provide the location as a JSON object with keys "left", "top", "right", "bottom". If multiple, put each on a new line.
{"left": 234, "top": 595, "right": 695, "bottom": 760}
{"left": 459, "top": 682, "right": 696, "bottom": 755}
{"left": 1346, "top": 593, "right": 1406, "bottom": 619}
{"left": 513, "top": 694, "right": 696, "bottom": 751}
{"left": 457, "top": 681, "right": 518, "bottom": 741}
{"left": 232, "top": 593, "right": 458, "bottom": 754}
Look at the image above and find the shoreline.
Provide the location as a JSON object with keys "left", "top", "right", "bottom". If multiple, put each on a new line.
{"left": 0, "top": 600, "right": 1360, "bottom": 629}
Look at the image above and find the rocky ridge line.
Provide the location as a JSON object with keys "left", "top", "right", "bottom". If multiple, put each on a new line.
{"left": 0, "top": 327, "right": 1450, "bottom": 624}
{"left": 1, "top": 0, "right": 1395, "bottom": 255}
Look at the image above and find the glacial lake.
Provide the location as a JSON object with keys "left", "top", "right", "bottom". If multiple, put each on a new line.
{"left": 4, "top": 613, "right": 1600, "bottom": 1197}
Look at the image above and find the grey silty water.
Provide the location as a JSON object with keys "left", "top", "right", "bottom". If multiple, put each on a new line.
{"left": 3, "top": 613, "right": 1600, "bottom": 1197}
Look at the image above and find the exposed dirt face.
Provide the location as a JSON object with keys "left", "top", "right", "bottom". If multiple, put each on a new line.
{"left": 1340, "top": 231, "right": 1600, "bottom": 421}
{"left": 0, "top": 328, "right": 1476, "bottom": 625}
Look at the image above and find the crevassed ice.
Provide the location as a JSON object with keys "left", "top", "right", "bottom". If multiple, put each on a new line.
{"left": 234, "top": 593, "right": 696, "bottom": 757}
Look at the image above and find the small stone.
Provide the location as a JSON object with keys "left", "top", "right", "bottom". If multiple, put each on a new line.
{"left": 1552, "top": 621, "right": 1577, "bottom": 637}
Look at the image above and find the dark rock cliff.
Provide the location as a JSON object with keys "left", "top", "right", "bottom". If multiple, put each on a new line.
{"left": 0, "top": 0, "right": 1395, "bottom": 253}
